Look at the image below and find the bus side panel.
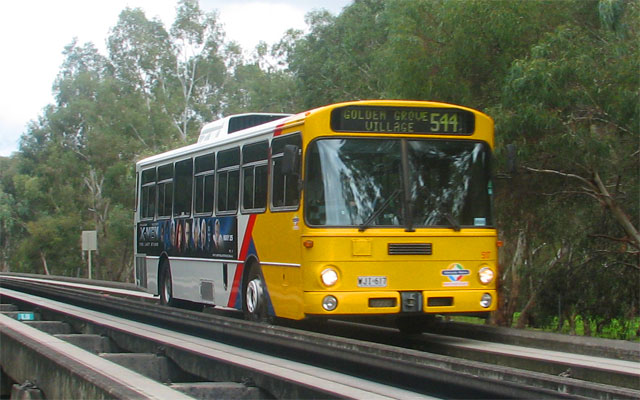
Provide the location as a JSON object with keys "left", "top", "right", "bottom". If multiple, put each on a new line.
{"left": 140, "top": 256, "right": 159, "bottom": 296}
{"left": 170, "top": 258, "right": 240, "bottom": 305}
{"left": 252, "top": 211, "right": 304, "bottom": 320}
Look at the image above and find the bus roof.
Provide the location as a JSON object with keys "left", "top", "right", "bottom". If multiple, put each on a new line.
{"left": 197, "top": 113, "right": 292, "bottom": 143}
{"left": 136, "top": 100, "right": 493, "bottom": 168}
{"left": 137, "top": 113, "right": 294, "bottom": 168}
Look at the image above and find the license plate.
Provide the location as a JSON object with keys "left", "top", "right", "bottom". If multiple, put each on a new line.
{"left": 358, "top": 276, "right": 387, "bottom": 288}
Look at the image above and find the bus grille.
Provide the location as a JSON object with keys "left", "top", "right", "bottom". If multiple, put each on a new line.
{"left": 388, "top": 243, "right": 432, "bottom": 255}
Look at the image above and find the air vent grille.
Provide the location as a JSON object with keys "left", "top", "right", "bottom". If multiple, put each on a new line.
{"left": 388, "top": 243, "right": 432, "bottom": 255}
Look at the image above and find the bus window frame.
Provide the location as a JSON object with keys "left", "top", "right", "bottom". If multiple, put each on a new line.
{"left": 270, "top": 132, "right": 302, "bottom": 212}
{"left": 241, "top": 141, "right": 269, "bottom": 214}
{"left": 194, "top": 153, "right": 215, "bottom": 216}
{"left": 157, "top": 163, "right": 174, "bottom": 220}
{"left": 216, "top": 147, "right": 241, "bottom": 216}
{"left": 140, "top": 167, "right": 157, "bottom": 221}
{"left": 173, "top": 158, "right": 194, "bottom": 218}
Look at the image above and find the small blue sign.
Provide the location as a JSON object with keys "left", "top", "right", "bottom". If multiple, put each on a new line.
{"left": 17, "top": 312, "right": 35, "bottom": 321}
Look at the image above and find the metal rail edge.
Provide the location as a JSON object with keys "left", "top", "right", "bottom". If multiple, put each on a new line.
{"left": 1, "top": 276, "right": 637, "bottom": 399}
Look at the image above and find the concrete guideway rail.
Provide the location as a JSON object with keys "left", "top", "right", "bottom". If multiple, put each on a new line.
{"left": 0, "top": 277, "right": 569, "bottom": 399}
{"left": 5, "top": 273, "right": 637, "bottom": 361}
{"left": 425, "top": 319, "right": 640, "bottom": 363}
{"left": 0, "top": 311, "right": 194, "bottom": 400}
{"left": 0, "top": 273, "right": 155, "bottom": 300}
{"left": 0, "top": 288, "right": 431, "bottom": 400}
{"left": 416, "top": 332, "right": 640, "bottom": 390}
{"left": 321, "top": 318, "right": 640, "bottom": 396}
{"left": 2, "top": 276, "right": 639, "bottom": 399}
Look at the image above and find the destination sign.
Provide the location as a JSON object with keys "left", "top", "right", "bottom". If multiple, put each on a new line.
{"left": 331, "top": 106, "right": 475, "bottom": 135}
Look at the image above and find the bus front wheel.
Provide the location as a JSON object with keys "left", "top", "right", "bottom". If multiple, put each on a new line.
{"left": 243, "top": 264, "right": 271, "bottom": 323}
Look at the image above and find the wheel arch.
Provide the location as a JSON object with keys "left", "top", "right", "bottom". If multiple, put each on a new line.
{"left": 241, "top": 255, "right": 261, "bottom": 296}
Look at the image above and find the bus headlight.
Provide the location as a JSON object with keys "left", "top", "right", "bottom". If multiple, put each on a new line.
{"left": 478, "top": 267, "right": 495, "bottom": 285}
{"left": 321, "top": 268, "right": 339, "bottom": 287}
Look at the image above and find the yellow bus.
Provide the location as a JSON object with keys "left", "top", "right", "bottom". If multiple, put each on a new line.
{"left": 134, "top": 100, "right": 498, "bottom": 329}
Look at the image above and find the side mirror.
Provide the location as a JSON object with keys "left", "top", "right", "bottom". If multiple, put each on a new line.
{"left": 282, "top": 144, "right": 300, "bottom": 176}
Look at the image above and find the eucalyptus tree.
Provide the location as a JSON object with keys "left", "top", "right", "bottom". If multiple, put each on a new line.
{"left": 285, "top": 0, "right": 388, "bottom": 108}
{"left": 108, "top": 0, "right": 227, "bottom": 146}
{"left": 492, "top": 0, "right": 639, "bottom": 331}
{"left": 168, "top": 0, "right": 227, "bottom": 139}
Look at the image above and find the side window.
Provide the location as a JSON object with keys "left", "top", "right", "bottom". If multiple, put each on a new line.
{"left": 241, "top": 141, "right": 268, "bottom": 213}
{"left": 174, "top": 158, "right": 193, "bottom": 217}
{"left": 216, "top": 147, "right": 240, "bottom": 214}
{"left": 157, "top": 164, "right": 173, "bottom": 218}
{"left": 140, "top": 168, "right": 156, "bottom": 219}
{"left": 194, "top": 153, "right": 215, "bottom": 215}
{"left": 271, "top": 133, "right": 302, "bottom": 210}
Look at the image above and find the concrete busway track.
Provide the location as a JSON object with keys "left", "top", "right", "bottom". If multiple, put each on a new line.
{"left": 1, "top": 276, "right": 639, "bottom": 399}
{"left": 307, "top": 319, "right": 640, "bottom": 395}
{"left": 1, "top": 284, "right": 427, "bottom": 400}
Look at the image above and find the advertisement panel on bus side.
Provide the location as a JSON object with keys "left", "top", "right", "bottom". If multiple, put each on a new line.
{"left": 137, "top": 216, "right": 238, "bottom": 259}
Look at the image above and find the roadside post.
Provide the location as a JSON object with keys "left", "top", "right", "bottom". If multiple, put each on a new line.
{"left": 82, "top": 230, "right": 97, "bottom": 279}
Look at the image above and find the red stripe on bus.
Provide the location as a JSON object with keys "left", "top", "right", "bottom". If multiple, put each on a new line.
{"left": 273, "top": 123, "right": 285, "bottom": 137}
{"left": 227, "top": 214, "right": 257, "bottom": 307}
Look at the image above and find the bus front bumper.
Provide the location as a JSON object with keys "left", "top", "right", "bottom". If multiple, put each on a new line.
{"left": 303, "top": 289, "right": 497, "bottom": 315}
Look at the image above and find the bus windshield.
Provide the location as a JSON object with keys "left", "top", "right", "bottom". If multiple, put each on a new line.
{"left": 305, "top": 138, "right": 493, "bottom": 229}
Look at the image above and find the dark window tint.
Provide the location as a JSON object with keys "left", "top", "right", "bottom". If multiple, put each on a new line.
{"left": 174, "top": 159, "right": 193, "bottom": 217}
{"left": 195, "top": 154, "right": 215, "bottom": 215}
{"left": 195, "top": 154, "right": 215, "bottom": 173}
{"left": 218, "top": 148, "right": 240, "bottom": 169}
{"left": 228, "top": 114, "right": 287, "bottom": 133}
{"left": 242, "top": 141, "right": 268, "bottom": 163}
{"left": 157, "top": 164, "right": 173, "bottom": 218}
{"left": 242, "top": 142, "right": 269, "bottom": 213}
{"left": 195, "top": 174, "right": 214, "bottom": 214}
{"left": 271, "top": 134, "right": 301, "bottom": 209}
{"left": 217, "top": 148, "right": 240, "bottom": 214}
{"left": 140, "top": 168, "right": 156, "bottom": 219}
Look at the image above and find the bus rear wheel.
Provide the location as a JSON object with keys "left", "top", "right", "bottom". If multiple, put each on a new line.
{"left": 159, "top": 260, "right": 176, "bottom": 307}
{"left": 243, "top": 264, "right": 272, "bottom": 323}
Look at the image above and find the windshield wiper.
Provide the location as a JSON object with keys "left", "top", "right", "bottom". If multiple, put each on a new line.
{"left": 359, "top": 189, "right": 402, "bottom": 232}
{"left": 444, "top": 212, "right": 461, "bottom": 232}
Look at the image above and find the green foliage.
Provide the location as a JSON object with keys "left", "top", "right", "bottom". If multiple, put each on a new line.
{"left": 286, "top": 1, "right": 388, "bottom": 107}
{"left": 492, "top": 0, "right": 639, "bottom": 330}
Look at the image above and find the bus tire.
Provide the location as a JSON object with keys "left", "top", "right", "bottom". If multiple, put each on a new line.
{"left": 159, "top": 259, "right": 177, "bottom": 307}
{"left": 243, "top": 263, "right": 272, "bottom": 323}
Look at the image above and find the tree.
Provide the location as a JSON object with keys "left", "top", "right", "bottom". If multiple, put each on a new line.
{"left": 285, "top": 1, "right": 388, "bottom": 108}
{"left": 0, "top": 157, "right": 20, "bottom": 272}
{"left": 222, "top": 40, "right": 301, "bottom": 114}
{"left": 492, "top": 0, "right": 639, "bottom": 329}
{"left": 168, "top": 0, "right": 227, "bottom": 139}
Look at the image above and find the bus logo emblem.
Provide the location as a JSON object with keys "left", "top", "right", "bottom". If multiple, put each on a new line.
{"left": 441, "top": 263, "right": 470, "bottom": 287}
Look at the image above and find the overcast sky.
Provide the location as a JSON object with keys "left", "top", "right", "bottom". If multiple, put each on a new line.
{"left": 0, "top": 0, "right": 350, "bottom": 157}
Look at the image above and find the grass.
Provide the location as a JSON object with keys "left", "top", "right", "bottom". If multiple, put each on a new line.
{"left": 449, "top": 314, "right": 640, "bottom": 341}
